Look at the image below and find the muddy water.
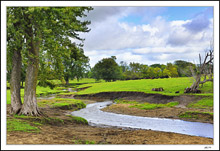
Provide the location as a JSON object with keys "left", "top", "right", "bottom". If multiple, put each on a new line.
{"left": 71, "top": 101, "right": 213, "bottom": 138}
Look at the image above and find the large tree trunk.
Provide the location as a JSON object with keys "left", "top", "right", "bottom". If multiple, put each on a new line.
{"left": 184, "top": 75, "right": 202, "bottom": 93}
{"left": 19, "top": 34, "right": 41, "bottom": 116}
{"left": 190, "top": 75, "right": 201, "bottom": 90}
{"left": 10, "top": 49, "right": 22, "bottom": 114}
{"left": 20, "top": 59, "right": 40, "bottom": 115}
{"left": 185, "top": 49, "right": 213, "bottom": 94}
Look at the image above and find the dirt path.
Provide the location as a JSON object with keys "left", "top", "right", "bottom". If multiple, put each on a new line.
{"left": 7, "top": 123, "right": 213, "bottom": 145}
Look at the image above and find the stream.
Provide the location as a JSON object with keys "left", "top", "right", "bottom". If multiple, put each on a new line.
{"left": 71, "top": 101, "right": 213, "bottom": 138}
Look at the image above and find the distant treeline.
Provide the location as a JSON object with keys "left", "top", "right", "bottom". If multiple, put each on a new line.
{"left": 89, "top": 56, "right": 198, "bottom": 82}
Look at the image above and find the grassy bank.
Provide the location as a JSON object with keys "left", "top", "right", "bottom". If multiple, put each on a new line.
{"left": 37, "top": 98, "right": 86, "bottom": 110}
{"left": 114, "top": 99, "right": 179, "bottom": 110}
{"left": 187, "top": 97, "right": 213, "bottom": 109}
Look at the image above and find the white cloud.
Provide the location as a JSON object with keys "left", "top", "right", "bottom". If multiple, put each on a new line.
{"left": 133, "top": 46, "right": 189, "bottom": 54}
{"left": 117, "top": 52, "right": 143, "bottom": 63}
{"left": 170, "top": 20, "right": 190, "bottom": 26}
{"left": 81, "top": 7, "right": 213, "bottom": 67}
{"left": 142, "top": 24, "right": 159, "bottom": 36}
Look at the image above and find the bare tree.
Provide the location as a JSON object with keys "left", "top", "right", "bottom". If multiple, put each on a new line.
{"left": 185, "top": 47, "right": 213, "bottom": 93}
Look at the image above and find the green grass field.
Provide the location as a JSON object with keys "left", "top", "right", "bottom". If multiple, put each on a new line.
{"left": 6, "top": 77, "right": 213, "bottom": 105}
{"left": 76, "top": 77, "right": 213, "bottom": 96}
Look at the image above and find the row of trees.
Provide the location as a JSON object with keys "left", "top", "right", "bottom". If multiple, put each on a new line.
{"left": 89, "top": 56, "right": 197, "bottom": 82}
{"left": 89, "top": 51, "right": 213, "bottom": 94}
{"left": 7, "top": 7, "right": 92, "bottom": 115}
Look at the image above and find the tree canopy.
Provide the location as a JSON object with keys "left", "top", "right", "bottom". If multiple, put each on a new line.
{"left": 7, "top": 7, "right": 93, "bottom": 115}
{"left": 63, "top": 43, "right": 90, "bottom": 84}
{"left": 92, "top": 56, "right": 122, "bottom": 82}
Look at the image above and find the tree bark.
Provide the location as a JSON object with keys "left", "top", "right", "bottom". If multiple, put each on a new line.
{"left": 65, "top": 78, "right": 69, "bottom": 85}
{"left": 185, "top": 49, "right": 213, "bottom": 93}
{"left": 20, "top": 60, "right": 40, "bottom": 116}
{"left": 190, "top": 75, "right": 201, "bottom": 90}
{"left": 10, "top": 49, "right": 22, "bottom": 114}
{"left": 19, "top": 33, "right": 41, "bottom": 116}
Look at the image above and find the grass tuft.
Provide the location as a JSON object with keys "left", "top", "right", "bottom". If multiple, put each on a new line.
{"left": 129, "top": 101, "right": 179, "bottom": 110}
{"left": 7, "top": 118, "right": 40, "bottom": 133}
{"left": 114, "top": 99, "right": 138, "bottom": 105}
{"left": 179, "top": 111, "right": 213, "bottom": 119}
{"left": 66, "top": 115, "right": 88, "bottom": 125}
{"left": 187, "top": 97, "right": 213, "bottom": 109}
{"left": 72, "top": 136, "right": 95, "bottom": 144}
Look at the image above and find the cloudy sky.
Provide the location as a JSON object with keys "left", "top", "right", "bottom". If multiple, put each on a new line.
{"left": 78, "top": 6, "right": 213, "bottom": 67}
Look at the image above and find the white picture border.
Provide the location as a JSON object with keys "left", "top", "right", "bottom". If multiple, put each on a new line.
{"left": 1, "top": 1, "right": 219, "bottom": 150}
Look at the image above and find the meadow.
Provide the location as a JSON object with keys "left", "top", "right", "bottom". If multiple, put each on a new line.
{"left": 6, "top": 77, "right": 213, "bottom": 105}
{"left": 76, "top": 77, "right": 213, "bottom": 97}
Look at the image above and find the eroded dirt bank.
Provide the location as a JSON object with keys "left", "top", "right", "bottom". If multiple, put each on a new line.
{"left": 75, "top": 91, "right": 201, "bottom": 104}
{"left": 6, "top": 104, "right": 213, "bottom": 144}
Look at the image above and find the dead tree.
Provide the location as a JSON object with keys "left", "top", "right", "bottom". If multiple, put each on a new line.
{"left": 185, "top": 49, "right": 213, "bottom": 93}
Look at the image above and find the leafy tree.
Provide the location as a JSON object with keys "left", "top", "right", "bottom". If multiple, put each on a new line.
{"left": 92, "top": 56, "right": 122, "bottom": 82}
{"left": 7, "top": 7, "right": 92, "bottom": 115}
{"left": 153, "top": 67, "right": 162, "bottom": 78}
{"left": 119, "top": 61, "right": 129, "bottom": 80}
{"left": 140, "top": 64, "right": 149, "bottom": 78}
{"left": 120, "top": 61, "right": 129, "bottom": 73}
{"left": 63, "top": 43, "right": 89, "bottom": 85}
{"left": 124, "top": 62, "right": 144, "bottom": 79}
{"left": 162, "top": 68, "right": 171, "bottom": 77}
{"left": 146, "top": 67, "right": 155, "bottom": 78}
{"left": 160, "top": 64, "right": 166, "bottom": 71}
{"left": 174, "top": 60, "right": 195, "bottom": 77}
{"left": 7, "top": 7, "right": 24, "bottom": 114}
{"left": 166, "top": 63, "right": 178, "bottom": 77}
{"left": 150, "top": 63, "right": 162, "bottom": 68}
{"left": 38, "top": 52, "right": 56, "bottom": 89}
